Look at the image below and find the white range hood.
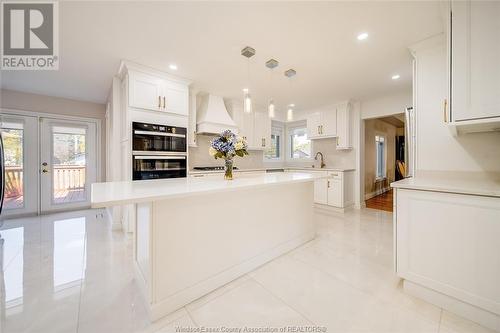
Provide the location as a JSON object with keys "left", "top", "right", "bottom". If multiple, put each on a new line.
{"left": 197, "top": 94, "right": 238, "bottom": 134}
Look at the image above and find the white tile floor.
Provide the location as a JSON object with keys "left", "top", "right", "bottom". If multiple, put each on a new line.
{"left": 0, "top": 208, "right": 496, "bottom": 333}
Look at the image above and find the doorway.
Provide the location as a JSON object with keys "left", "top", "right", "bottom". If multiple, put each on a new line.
{"left": 1, "top": 113, "right": 98, "bottom": 217}
{"left": 363, "top": 114, "right": 406, "bottom": 212}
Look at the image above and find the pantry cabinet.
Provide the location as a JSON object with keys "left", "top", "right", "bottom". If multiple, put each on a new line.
{"left": 450, "top": 0, "right": 500, "bottom": 124}
{"left": 128, "top": 71, "right": 189, "bottom": 116}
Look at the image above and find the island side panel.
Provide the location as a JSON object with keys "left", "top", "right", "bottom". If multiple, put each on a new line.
{"left": 149, "top": 181, "right": 315, "bottom": 320}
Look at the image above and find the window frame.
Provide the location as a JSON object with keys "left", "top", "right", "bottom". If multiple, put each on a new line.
{"left": 375, "top": 134, "right": 387, "bottom": 180}
{"left": 264, "top": 121, "right": 284, "bottom": 161}
{"left": 286, "top": 121, "right": 313, "bottom": 161}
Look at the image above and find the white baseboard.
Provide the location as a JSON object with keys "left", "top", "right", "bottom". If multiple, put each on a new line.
{"left": 403, "top": 280, "right": 500, "bottom": 332}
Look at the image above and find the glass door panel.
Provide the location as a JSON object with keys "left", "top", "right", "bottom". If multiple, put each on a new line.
{"left": 40, "top": 119, "right": 97, "bottom": 212}
{"left": 0, "top": 115, "right": 38, "bottom": 217}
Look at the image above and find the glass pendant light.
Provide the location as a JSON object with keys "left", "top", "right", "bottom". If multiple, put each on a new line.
{"left": 285, "top": 69, "right": 297, "bottom": 122}
{"left": 241, "top": 46, "right": 255, "bottom": 114}
{"left": 268, "top": 100, "right": 275, "bottom": 118}
{"left": 266, "top": 59, "right": 279, "bottom": 118}
{"left": 243, "top": 88, "right": 252, "bottom": 113}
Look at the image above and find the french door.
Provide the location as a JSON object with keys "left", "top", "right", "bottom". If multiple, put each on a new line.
{"left": 0, "top": 113, "right": 98, "bottom": 216}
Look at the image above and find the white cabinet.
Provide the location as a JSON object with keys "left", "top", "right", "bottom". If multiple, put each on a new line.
{"left": 306, "top": 110, "right": 337, "bottom": 139}
{"left": 336, "top": 101, "right": 353, "bottom": 149}
{"left": 326, "top": 174, "right": 342, "bottom": 207}
{"left": 129, "top": 72, "right": 163, "bottom": 111}
{"left": 394, "top": 188, "right": 500, "bottom": 330}
{"left": 128, "top": 71, "right": 189, "bottom": 116}
{"left": 314, "top": 178, "right": 328, "bottom": 205}
{"left": 451, "top": 0, "right": 500, "bottom": 122}
{"left": 229, "top": 101, "right": 271, "bottom": 151}
{"left": 253, "top": 111, "right": 272, "bottom": 150}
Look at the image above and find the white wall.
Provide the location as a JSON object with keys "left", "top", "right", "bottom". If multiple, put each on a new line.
{"left": 361, "top": 89, "right": 412, "bottom": 120}
{"left": 412, "top": 36, "right": 500, "bottom": 173}
{"left": 0, "top": 89, "right": 107, "bottom": 179}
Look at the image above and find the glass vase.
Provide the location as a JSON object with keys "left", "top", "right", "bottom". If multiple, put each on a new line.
{"left": 224, "top": 158, "right": 234, "bottom": 180}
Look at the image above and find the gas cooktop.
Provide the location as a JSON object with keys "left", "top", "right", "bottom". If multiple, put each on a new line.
{"left": 192, "top": 166, "right": 239, "bottom": 171}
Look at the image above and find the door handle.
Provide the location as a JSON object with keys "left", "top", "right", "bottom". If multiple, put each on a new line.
{"left": 317, "top": 125, "right": 320, "bottom": 135}
{"left": 42, "top": 169, "right": 49, "bottom": 173}
{"left": 443, "top": 98, "right": 448, "bottom": 123}
{"left": 158, "top": 96, "right": 161, "bottom": 108}
{"left": 163, "top": 96, "right": 166, "bottom": 109}
{"left": 320, "top": 125, "right": 323, "bottom": 134}
{"left": 327, "top": 180, "right": 330, "bottom": 188}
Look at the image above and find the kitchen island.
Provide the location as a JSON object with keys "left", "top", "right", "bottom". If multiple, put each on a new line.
{"left": 91, "top": 172, "right": 323, "bottom": 321}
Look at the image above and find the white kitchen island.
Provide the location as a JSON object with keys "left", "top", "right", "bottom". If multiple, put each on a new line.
{"left": 91, "top": 172, "right": 322, "bottom": 321}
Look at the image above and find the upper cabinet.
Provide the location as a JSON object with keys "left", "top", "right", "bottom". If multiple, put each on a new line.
{"left": 336, "top": 101, "right": 353, "bottom": 150}
{"left": 306, "top": 109, "right": 337, "bottom": 139}
{"left": 227, "top": 100, "right": 271, "bottom": 150}
{"left": 126, "top": 66, "right": 189, "bottom": 116}
{"left": 450, "top": 1, "right": 500, "bottom": 128}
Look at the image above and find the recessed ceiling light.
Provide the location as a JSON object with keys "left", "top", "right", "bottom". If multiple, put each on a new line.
{"left": 357, "top": 32, "right": 369, "bottom": 41}
{"left": 289, "top": 103, "right": 295, "bottom": 107}
{"left": 391, "top": 74, "right": 400, "bottom": 80}
{"left": 242, "top": 88, "right": 249, "bottom": 93}
{"left": 169, "top": 64, "right": 178, "bottom": 70}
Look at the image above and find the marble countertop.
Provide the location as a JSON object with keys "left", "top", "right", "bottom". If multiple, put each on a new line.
{"left": 391, "top": 172, "right": 500, "bottom": 198}
{"left": 91, "top": 172, "right": 325, "bottom": 208}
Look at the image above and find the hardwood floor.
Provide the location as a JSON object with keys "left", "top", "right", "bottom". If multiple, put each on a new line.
{"left": 365, "top": 189, "right": 393, "bottom": 212}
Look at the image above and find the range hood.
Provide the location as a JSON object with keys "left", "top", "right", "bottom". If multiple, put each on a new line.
{"left": 197, "top": 94, "right": 238, "bottom": 134}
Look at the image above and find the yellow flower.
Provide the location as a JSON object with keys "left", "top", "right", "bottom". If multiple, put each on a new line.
{"left": 209, "top": 147, "right": 218, "bottom": 156}
{"left": 235, "top": 141, "right": 244, "bottom": 150}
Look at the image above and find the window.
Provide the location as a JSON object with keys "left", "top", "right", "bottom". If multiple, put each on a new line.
{"left": 264, "top": 123, "right": 283, "bottom": 160}
{"left": 288, "top": 124, "right": 312, "bottom": 159}
{"left": 375, "top": 135, "right": 386, "bottom": 179}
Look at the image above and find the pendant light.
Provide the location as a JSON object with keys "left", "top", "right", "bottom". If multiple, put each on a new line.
{"left": 241, "top": 46, "right": 255, "bottom": 113}
{"left": 285, "top": 69, "right": 297, "bottom": 121}
{"left": 266, "top": 59, "right": 279, "bottom": 118}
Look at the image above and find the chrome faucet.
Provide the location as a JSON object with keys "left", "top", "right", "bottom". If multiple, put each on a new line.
{"left": 314, "top": 152, "right": 326, "bottom": 168}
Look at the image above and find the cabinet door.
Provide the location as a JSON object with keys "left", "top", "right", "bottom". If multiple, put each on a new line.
{"left": 321, "top": 109, "right": 337, "bottom": 137}
{"left": 254, "top": 111, "right": 271, "bottom": 149}
{"left": 327, "top": 179, "right": 343, "bottom": 207}
{"left": 164, "top": 82, "right": 189, "bottom": 116}
{"left": 452, "top": 1, "right": 500, "bottom": 121}
{"left": 306, "top": 112, "right": 322, "bottom": 138}
{"left": 314, "top": 179, "right": 328, "bottom": 205}
{"left": 129, "top": 72, "right": 163, "bottom": 111}
{"left": 240, "top": 110, "right": 255, "bottom": 148}
{"left": 336, "top": 102, "right": 352, "bottom": 149}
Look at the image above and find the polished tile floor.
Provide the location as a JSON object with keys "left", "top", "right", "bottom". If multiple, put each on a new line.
{"left": 0, "top": 208, "right": 495, "bottom": 333}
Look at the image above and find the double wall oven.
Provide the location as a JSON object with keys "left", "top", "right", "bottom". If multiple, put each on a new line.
{"left": 132, "top": 122, "right": 187, "bottom": 180}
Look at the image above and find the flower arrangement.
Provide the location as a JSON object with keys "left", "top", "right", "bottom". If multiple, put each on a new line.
{"left": 209, "top": 130, "right": 248, "bottom": 180}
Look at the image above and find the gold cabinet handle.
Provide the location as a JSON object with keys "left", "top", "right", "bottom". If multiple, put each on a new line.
{"left": 443, "top": 98, "right": 448, "bottom": 123}
{"left": 317, "top": 125, "right": 320, "bottom": 135}
{"left": 163, "top": 96, "right": 166, "bottom": 109}
{"left": 193, "top": 131, "right": 196, "bottom": 143}
{"left": 262, "top": 138, "right": 265, "bottom": 147}
{"left": 321, "top": 125, "right": 323, "bottom": 134}
{"left": 327, "top": 180, "right": 330, "bottom": 188}
{"left": 158, "top": 96, "right": 161, "bottom": 108}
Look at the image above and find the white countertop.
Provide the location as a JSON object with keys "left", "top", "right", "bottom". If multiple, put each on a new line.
{"left": 189, "top": 167, "right": 355, "bottom": 175}
{"left": 391, "top": 171, "right": 500, "bottom": 198}
{"left": 91, "top": 172, "right": 325, "bottom": 208}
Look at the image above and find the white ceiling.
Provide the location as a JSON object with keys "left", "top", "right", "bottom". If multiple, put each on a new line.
{"left": 1, "top": 1, "right": 443, "bottom": 113}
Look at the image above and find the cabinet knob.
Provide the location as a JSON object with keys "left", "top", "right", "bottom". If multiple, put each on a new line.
{"left": 163, "top": 96, "right": 166, "bottom": 109}
{"left": 158, "top": 96, "right": 161, "bottom": 108}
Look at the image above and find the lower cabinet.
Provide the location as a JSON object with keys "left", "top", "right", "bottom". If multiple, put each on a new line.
{"left": 395, "top": 188, "right": 500, "bottom": 330}
{"left": 327, "top": 176, "right": 342, "bottom": 207}
{"left": 314, "top": 177, "right": 328, "bottom": 205}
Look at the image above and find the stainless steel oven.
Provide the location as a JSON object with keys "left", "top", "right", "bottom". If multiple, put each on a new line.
{"left": 132, "top": 122, "right": 187, "bottom": 180}
{"left": 132, "top": 122, "right": 186, "bottom": 153}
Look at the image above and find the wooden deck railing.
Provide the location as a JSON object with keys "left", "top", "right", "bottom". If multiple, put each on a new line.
{"left": 4, "top": 165, "right": 86, "bottom": 197}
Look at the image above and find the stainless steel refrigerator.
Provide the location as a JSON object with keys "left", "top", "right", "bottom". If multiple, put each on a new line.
{"left": 404, "top": 106, "right": 416, "bottom": 178}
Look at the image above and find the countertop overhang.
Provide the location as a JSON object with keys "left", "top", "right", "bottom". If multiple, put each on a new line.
{"left": 391, "top": 171, "right": 500, "bottom": 198}
{"left": 91, "top": 172, "right": 325, "bottom": 208}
